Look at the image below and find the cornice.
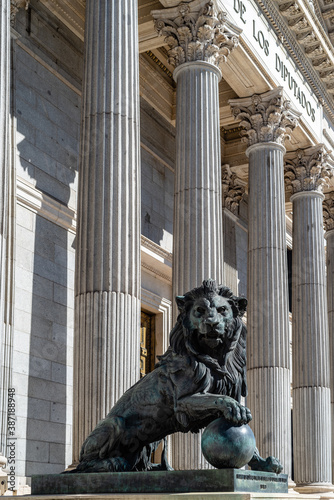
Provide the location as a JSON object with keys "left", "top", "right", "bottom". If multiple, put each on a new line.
{"left": 16, "top": 177, "right": 76, "bottom": 233}
{"left": 37, "top": 0, "right": 85, "bottom": 40}
{"left": 141, "top": 235, "right": 173, "bottom": 263}
{"left": 254, "top": 0, "right": 334, "bottom": 119}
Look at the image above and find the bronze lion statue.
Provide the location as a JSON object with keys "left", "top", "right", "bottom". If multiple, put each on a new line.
{"left": 69, "top": 279, "right": 282, "bottom": 474}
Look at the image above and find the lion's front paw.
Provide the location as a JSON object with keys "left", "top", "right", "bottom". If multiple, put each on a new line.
{"left": 263, "top": 457, "right": 283, "bottom": 474}
{"left": 218, "top": 397, "right": 252, "bottom": 426}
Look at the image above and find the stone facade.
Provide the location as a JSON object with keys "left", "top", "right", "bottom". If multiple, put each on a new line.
{"left": 0, "top": 0, "right": 334, "bottom": 492}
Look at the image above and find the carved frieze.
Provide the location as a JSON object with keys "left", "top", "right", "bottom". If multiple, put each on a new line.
{"left": 323, "top": 196, "right": 334, "bottom": 231}
{"left": 229, "top": 87, "right": 300, "bottom": 147}
{"left": 151, "top": 0, "right": 240, "bottom": 69}
{"left": 284, "top": 144, "right": 333, "bottom": 194}
{"left": 222, "top": 165, "right": 246, "bottom": 215}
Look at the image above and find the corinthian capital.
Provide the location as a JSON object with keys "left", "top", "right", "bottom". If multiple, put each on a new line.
{"left": 151, "top": 0, "right": 240, "bottom": 69}
{"left": 222, "top": 165, "right": 246, "bottom": 215}
{"left": 284, "top": 144, "right": 333, "bottom": 195}
{"left": 323, "top": 196, "right": 334, "bottom": 232}
{"left": 229, "top": 87, "right": 300, "bottom": 147}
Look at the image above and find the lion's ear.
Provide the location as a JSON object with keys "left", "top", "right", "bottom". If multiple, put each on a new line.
{"left": 238, "top": 298, "right": 247, "bottom": 317}
{"left": 175, "top": 295, "right": 186, "bottom": 312}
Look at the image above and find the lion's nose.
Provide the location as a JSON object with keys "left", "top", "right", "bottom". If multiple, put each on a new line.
{"left": 206, "top": 316, "right": 219, "bottom": 326}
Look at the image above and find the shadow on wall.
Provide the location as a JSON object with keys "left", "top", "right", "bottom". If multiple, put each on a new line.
{"left": 13, "top": 21, "right": 80, "bottom": 475}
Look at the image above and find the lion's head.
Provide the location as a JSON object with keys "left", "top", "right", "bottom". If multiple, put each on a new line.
{"left": 168, "top": 279, "right": 248, "bottom": 401}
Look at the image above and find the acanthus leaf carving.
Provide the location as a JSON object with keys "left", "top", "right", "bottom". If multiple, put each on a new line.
{"left": 151, "top": 0, "right": 240, "bottom": 69}
{"left": 284, "top": 144, "right": 334, "bottom": 195}
{"left": 222, "top": 165, "right": 246, "bottom": 215}
{"left": 229, "top": 87, "right": 300, "bottom": 147}
{"left": 10, "top": 0, "right": 29, "bottom": 26}
{"left": 323, "top": 196, "right": 334, "bottom": 231}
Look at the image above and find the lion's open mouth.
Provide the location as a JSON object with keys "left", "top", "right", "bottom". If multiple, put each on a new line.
{"left": 200, "top": 330, "right": 223, "bottom": 348}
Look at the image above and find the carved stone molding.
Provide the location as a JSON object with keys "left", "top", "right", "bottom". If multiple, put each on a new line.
{"left": 323, "top": 196, "right": 334, "bottom": 231}
{"left": 285, "top": 144, "right": 334, "bottom": 194}
{"left": 222, "top": 164, "right": 246, "bottom": 215}
{"left": 229, "top": 87, "right": 300, "bottom": 147}
{"left": 275, "top": 0, "right": 334, "bottom": 94}
{"left": 151, "top": 0, "right": 240, "bottom": 69}
{"left": 10, "top": 0, "right": 28, "bottom": 26}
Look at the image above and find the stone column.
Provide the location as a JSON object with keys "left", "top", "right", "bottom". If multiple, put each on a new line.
{"left": 323, "top": 196, "right": 334, "bottom": 483}
{"left": 152, "top": 0, "right": 240, "bottom": 469}
{"left": 0, "top": 0, "right": 10, "bottom": 457}
{"left": 73, "top": 0, "right": 141, "bottom": 463}
{"left": 229, "top": 89, "right": 300, "bottom": 477}
{"left": 285, "top": 146, "right": 333, "bottom": 492}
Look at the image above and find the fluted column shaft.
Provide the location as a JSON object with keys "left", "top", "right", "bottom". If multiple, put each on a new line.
{"left": 0, "top": 0, "right": 9, "bottom": 455}
{"left": 247, "top": 143, "right": 291, "bottom": 476}
{"left": 326, "top": 228, "right": 334, "bottom": 481}
{"left": 73, "top": 0, "right": 141, "bottom": 463}
{"left": 171, "top": 60, "right": 223, "bottom": 470}
{"left": 173, "top": 61, "right": 223, "bottom": 298}
{"left": 152, "top": 0, "right": 240, "bottom": 470}
{"left": 292, "top": 191, "right": 331, "bottom": 488}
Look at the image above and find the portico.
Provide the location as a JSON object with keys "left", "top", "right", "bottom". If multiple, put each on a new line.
{"left": 0, "top": 0, "right": 334, "bottom": 491}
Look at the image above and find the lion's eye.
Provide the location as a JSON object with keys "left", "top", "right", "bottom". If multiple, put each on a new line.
{"left": 217, "top": 306, "right": 226, "bottom": 314}
{"left": 196, "top": 307, "right": 206, "bottom": 315}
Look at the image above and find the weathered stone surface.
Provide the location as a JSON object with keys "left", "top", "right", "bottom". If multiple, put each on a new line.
{"left": 31, "top": 469, "right": 288, "bottom": 495}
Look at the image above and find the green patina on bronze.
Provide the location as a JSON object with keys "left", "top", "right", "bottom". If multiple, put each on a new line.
{"left": 66, "top": 280, "right": 282, "bottom": 475}
{"left": 32, "top": 469, "right": 288, "bottom": 495}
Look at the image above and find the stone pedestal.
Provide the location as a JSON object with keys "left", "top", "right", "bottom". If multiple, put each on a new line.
{"left": 285, "top": 146, "right": 333, "bottom": 492}
{"left": 152, "top": 0, "right": 240, "bottom": 470}
{"left": 31, "top": 469, "right": 289, "bottom": 496}
{"left": 73, "top": 0, "right": 141, "bottom": 463}
{"left": 230, "top": 89, "right": 300, "bottom": 477}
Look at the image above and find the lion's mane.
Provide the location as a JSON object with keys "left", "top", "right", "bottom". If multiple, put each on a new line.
{"left": 157, "top": 280, "right": 248, "bottom": 406}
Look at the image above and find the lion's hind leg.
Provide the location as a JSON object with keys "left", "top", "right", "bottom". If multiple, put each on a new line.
{"left": 68, "top": 456, "right": 131, "bottom": 473}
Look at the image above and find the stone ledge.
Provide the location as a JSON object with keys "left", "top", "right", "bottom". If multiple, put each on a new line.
{"left": 14, "top": 492, "right": 320, "bottom": 500}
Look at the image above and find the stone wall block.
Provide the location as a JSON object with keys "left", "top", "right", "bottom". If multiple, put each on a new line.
{"left": 0, "top": 0, "right": 9, "bottom": 456}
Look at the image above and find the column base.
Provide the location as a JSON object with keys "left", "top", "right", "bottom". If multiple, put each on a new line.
{"left": 294, "top": 484, "right": 334, "bottom": 495}
{"left": 288, "top": 479, "right": 297, "bottom": 493}
{"left": 64, "top": 462, "right": 79, "bottom": 472}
